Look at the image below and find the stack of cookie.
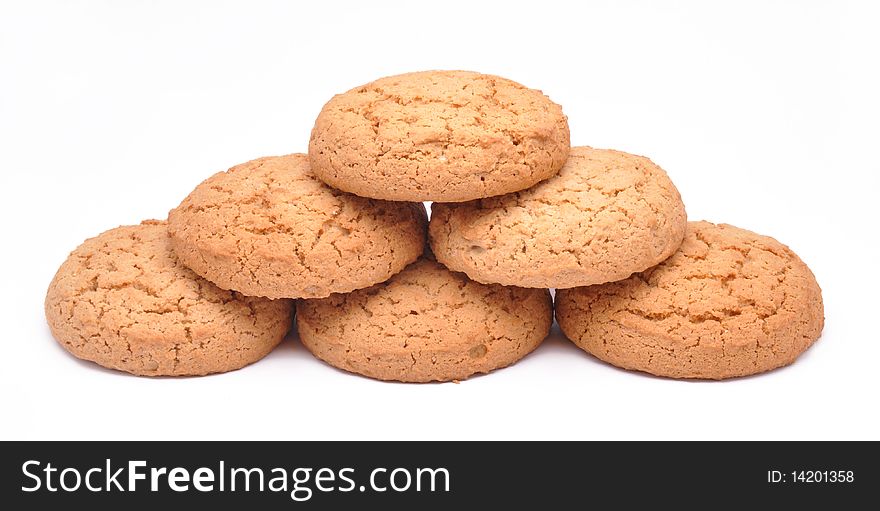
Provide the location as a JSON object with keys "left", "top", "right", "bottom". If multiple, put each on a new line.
{"left": 45, "top": 70, "right": 824, "bottom": 382}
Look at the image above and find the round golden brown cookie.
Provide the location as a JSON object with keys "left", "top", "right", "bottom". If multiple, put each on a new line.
{"left": 308, "top": 70, "right": 570, "bottom": 202}
{"left": 296, "top": 258, "right": 552, "bottom": 382}
{"left": 429, "top": 147, "right": 687, "bottom": 288}
{"left": 555, "top": 221, "right": 824, "bottom": 380}
{"left": 45, "top": 221, "right": 293, "bottom": 376}
{"left": 167, "top": 154, "right": 427, "bottom": 299}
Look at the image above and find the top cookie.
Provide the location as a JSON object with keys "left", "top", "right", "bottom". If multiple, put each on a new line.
{"left": 168, "top": 154, "right": 427, "bottom": 299}
{"left": 308, "top": 70, "right": 570, "bottom": 202}
{"left": 429, "top": 147, "right": 687, "bottom": 288}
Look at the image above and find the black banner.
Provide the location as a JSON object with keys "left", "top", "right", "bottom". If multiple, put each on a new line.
{"left": 1, "top": 441, "right": 874, "bottom": 508}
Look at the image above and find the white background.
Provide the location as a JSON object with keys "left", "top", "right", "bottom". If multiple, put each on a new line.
{"left": 1, "top": 0, "right": 878, "bottom": 440}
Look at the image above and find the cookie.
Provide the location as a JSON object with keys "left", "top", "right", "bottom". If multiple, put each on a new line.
{"left": 556, "top": 221, "right": 824, "bottom": 379}
{"left": 430, "top": 147, "right": 687, "bottom": 288}
{"left": 45, "top": 221, "right": 293, "bottom": 376}
{"left": 296, "top": 258, "right": 552, "bottom": 382}
{"left": 167, "top": 154, "right": 427, "bottom": 299}
{"left": 308, "top": 70, "right": 570, "bottom": 202}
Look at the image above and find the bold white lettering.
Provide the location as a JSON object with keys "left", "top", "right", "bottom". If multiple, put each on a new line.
{"left": 193, "top": 468, "right": 214, "bottom": 491}
{"left": 128, "top": 461, "right": 146, "bottom": 491}
{"left": 167, "top": 467, "right": 189, "bottom": 491}
{"left": 150, "top": 467, "right": 167, "bottom": 491}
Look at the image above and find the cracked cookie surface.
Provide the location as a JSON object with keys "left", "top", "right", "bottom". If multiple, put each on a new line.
{"left": 308, "top": 70, "right": 570, "bottom": 202}
{"left": 430, "top": 147, "right": 687, "bottom": 288}
{"left": 555, "top": 221, "right": 824, "bottom": 379}
{"left": 296, "top": 257, "right": 552, "bottom": 382}
{"left": 45, "top": 221, "right": 293, "bottom": 376}
{"left": 167, "top": 154, "right": 427, "bottom": 299}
